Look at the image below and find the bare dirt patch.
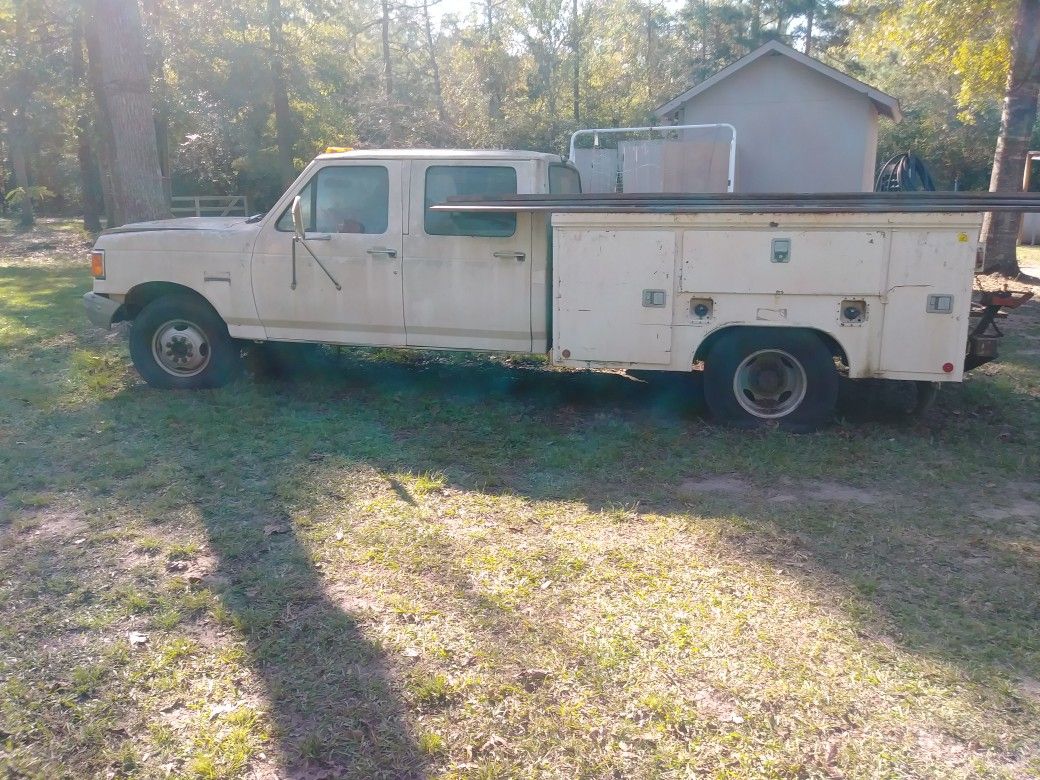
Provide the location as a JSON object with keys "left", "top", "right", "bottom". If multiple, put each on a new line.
{"left": 678, "top": 475, "right": 747, "bottom": 497}
{"left": 973, "top": 482, "right": 1040, "bottom": 521}
{"left": 328, "top": 586, "right": 387, "bottom": 618}
{"left": 159, "top": 702, "right": 196, "bottom": 730}
{"left": 912, "top": 727, "right": 974, "bottom": 769}
{"left": 799, "top": 480, "right": 881, "bottom": 505}
{"left": 691, "top": 687, "right": 744, "bottom": 724}
{"left": 1017, "top": 677, "right": 1040, "bottom": 704}
{"left": 25, "top": 508, "right": 88, "bottom": 540}
{"left": 679, "top": 474, "right": 886, "bottom": 506}
{"left": 976, "top": 499, "right": 1040, "bottom": 521}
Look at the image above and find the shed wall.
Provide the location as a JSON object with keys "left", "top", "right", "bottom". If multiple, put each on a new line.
{"left": 672, "top": 53, "right": 879, "bottom": 193}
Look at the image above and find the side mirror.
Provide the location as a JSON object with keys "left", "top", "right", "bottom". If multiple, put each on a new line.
{"left": 291, "top": 195, "right": 305, "bottom": 239}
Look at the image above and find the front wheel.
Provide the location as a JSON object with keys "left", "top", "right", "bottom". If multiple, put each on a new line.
{"left": 129, "top": 295, "right": 241, "bottom": 389}
{"left": 703, "top": 328, "right": 838, "bottom": 432}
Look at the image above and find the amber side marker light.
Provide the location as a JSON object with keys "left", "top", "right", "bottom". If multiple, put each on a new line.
{"left": 90, "top": 249, "right": 105, "bottom": 279}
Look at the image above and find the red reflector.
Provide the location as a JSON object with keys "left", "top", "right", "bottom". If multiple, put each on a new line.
{"left": 943, "top": 362, "right": 955, "bottom": 373}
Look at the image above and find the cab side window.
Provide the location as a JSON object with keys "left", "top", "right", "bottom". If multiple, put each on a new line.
{"left": 424, "top": 165, "right": 517, "bottom": 237}
{"left": 549, "top": 164, "right": 582, "bottom": 194}
{"left": 276, "top": 166, "right": 389, "bottom": 234}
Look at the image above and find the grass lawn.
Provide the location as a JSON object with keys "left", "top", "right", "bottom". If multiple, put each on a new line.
{"left": 1, "top": 219, "right": 1039, "bottom": 779}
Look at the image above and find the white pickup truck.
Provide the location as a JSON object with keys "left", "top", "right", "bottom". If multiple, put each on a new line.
{"left": 84, "top": 148, "right": 1008, "bottom": 430}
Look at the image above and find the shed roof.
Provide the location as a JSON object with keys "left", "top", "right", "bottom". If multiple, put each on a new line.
{"left": 653, "top": 40, "right": 902, "bottom": 123}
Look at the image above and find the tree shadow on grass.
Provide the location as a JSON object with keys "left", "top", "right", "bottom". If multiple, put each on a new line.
{"left": 154, "top": 390, "right": 436, "bottom": 776}
{"left": 3, "top": 384, "right": 426, "bottom": 776}
{"left": 196, "top": 509, "right": 424, "bottom": 778}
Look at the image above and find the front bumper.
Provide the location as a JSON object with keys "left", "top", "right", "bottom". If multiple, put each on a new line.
{"left": 83, "top": 292, "right": 121, "bottom": 329}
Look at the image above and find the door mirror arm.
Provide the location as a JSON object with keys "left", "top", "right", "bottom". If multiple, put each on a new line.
{"left": 288, "top": 195, "right": 341, "bottom": 291}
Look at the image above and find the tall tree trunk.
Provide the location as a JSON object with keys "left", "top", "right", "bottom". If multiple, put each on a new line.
{"left": 142, "top": 0, "right": 171, "bottom": 202}
{"left": 804, "top": 2, "right": 814, "bottom": 56}
{"left": 75, "top": 116, "right": 104, "bottom": 232}
{"left": 10, "top": 126, "right": 33, "bottom": 227}
{"left": 83, "top": 15, "right": 118, "bottom": 226}
{"left": 484, "top": 0, "right": 501, "bottom": 119}
{"left": 700, "top": 0, "right": 709, "bottom": 68}
{"left": 71, "top": 13, "right": 103, "bottom": 232}
{"left": 422, "top": 0, "right": 446, "bottom": 125}
{"left": 546, "top": 52, "right": 557, "bottom": 124}
{"left": 571, "top": 0, "right": 580, "bottom": 122}
{"left": 84, "top": 0, "right": 169, "bottom": 224}
{"left": 646, "top": 3, "right": 654, "bottom": 103}
{"left": 981, "top": 0, "right": 1040, "bottom": 275}
{"left": 751, "top": 0, "right": 762, "bottom": 45}
{"left": 381, "top": 0, "right": 393, "bottom": 101}
{"left": 266, "top": 0, "right": 295, "bottom": 187}
{"left": 11, "top": 0, "right": 33, "bottom": 227}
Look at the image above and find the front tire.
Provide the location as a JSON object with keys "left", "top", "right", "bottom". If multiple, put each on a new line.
{"left": 129, "top": 295, "right": 240, "bottom": 389}
{"left": 703, "top": 328, "right": 838, "bottom": 432}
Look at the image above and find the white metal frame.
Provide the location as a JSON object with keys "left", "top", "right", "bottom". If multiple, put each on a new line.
{"left": 170, "top": 195, "right": 249, "bottom": 217}
{"left": 568, "top": 124, "right": 737, "bottom": 192}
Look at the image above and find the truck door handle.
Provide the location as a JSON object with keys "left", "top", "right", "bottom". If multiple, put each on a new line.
{"left": 366, "top": 247, "right": 398, "bottom": 257}
{"left": 493, "top": 251, "right": 526, "bottom": 262}
{"left": 304, "top": 232, "right": 332, "bottom": 241}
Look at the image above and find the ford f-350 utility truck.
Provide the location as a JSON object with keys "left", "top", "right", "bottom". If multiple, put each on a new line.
{"left": 83, "top": 148, "right": 1031, "bottom": 430}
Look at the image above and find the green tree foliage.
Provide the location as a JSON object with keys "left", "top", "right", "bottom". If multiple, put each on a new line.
{"left": 850, "top": 0, "right": 1015, "bottom": 115}
{"left": 0, "top": 0, "right": 85, "bottom": 222}
{"left": 1, "top": 0, "right": 1036, "bottom": 216}
{"left": 842, "top": 1, "right": 1029, "bottom": 190}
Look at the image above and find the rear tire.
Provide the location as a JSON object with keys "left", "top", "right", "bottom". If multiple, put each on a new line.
{"left": 129, "top": 294, "right": 240, "bottom": 389}
{"left": 703, "top": 328, "right": 838, "bottom": 432}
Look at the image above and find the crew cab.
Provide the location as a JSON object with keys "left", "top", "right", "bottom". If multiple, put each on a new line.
{"left": 85, "top": 148, "right": 991, "bottom": 430}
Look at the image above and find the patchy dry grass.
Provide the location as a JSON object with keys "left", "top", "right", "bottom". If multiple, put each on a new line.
{"left": 1, "top": 219, "right": 1039, "bottom": 779}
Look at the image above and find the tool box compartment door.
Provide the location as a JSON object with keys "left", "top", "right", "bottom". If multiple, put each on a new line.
{"left": 553, "top": 228, "right": 674, "bottom": 364}
{"left": 680, "top": 229, "right": 886, "bottom": 295}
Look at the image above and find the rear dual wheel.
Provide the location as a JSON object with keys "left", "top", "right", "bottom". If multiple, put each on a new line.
{"left": 703, "top": 328, "right": 838, "bottom": 432}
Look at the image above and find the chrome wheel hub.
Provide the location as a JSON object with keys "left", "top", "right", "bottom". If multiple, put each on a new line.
{"left": 152, "top": 319, "right": 211, "bottom": 377}
{"left": 733, "top": 349, "right": 807, "bottom": 419}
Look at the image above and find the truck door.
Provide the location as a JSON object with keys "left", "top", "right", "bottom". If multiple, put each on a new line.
{"left": 403, "top": 161, "right": 533, "bottom": 351}
{"left": 251, "top": 161, "right": 405, "bottom": 345}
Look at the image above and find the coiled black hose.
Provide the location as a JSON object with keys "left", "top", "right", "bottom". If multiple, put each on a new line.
{"left": 875, "top": 152, "right": 936, "bottom": 192}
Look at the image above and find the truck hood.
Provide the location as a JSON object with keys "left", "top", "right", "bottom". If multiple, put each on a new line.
{"left": 102, "top": 216, "right": 254, "bottom": 235}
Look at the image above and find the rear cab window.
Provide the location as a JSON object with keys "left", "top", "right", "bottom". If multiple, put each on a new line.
{"left": 424, "top": 165, "right": 517, "bottom": 237}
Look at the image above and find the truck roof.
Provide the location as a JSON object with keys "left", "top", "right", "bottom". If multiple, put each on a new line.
{"left": 314, "top": 148, "right": 568, "bottom": 164}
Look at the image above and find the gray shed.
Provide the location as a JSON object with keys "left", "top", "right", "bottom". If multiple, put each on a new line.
{"left": 653, "top": 40, "right": 902, "bottom": 193}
